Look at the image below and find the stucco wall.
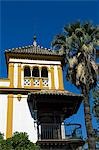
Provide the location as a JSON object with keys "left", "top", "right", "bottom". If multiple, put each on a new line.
{"left": 0, "top": 94, "right": 37, "bottom": 142}
{"left": 13, "top": 95, "right": 37, "bottom": 142}
{"left": 0, "top": 94, "right": 7, "bottom": 138}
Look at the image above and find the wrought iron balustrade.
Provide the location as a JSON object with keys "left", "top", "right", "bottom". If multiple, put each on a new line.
{"left": 24, "top": 77, "right": 49, "bottom": 88}
{"left": 38, "top": 123, "right": 82, "bottom": 140}
{"left": 65, "top": 123, "right": 82, "bottom": 139}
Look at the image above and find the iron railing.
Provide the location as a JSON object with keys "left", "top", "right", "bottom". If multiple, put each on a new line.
{"left": 38, "top": 123, "right": 82, "bottom": 140}
{"left": 65, "top": 123, "right": 82, "bottom": 138}
{"left": 24, "top": 77, "right": 48, "bottom": 88}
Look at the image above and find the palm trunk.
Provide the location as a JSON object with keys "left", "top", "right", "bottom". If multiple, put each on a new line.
{"left": 82, "top": 86, "right": 96, "bottom": 150}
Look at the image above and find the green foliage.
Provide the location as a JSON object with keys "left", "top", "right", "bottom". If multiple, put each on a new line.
{"left": 0, "top": 133, "right": 4, "bottom": 142}
{"left": 52, "top": 21, "right": 99, "bottom": 91}
{"left": 0, "top": 132, "right": 40, "bottom": 150}
{"left": 0, "top": 134, "right": 13, "bottom": 150}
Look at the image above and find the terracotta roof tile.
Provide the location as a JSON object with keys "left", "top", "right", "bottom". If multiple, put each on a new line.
{"left": 30, "top": 90, "right": 83, "bottom": 97}
{"left": 5, "top": 45, "right": 62, "bottom": 56}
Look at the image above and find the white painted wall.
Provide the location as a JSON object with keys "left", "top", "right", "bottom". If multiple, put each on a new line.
{"left": 0, "top": 81, "right": 10, "bottom": 87}
{"left": 14, "top": 63, "right": 18, "bottom": 88}
{"left": 0, "top": 94, "right": 7, "bottom": 138}
{"left": 13, "top": 95, "right": 37, "bottom": 143}
{"left": 54, "top": 65, "right": 59, "bottom": 89}
{"left": 21, "top": 68, "right": 24, "bottom": 88}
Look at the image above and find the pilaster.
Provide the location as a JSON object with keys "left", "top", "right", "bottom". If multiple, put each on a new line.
{"left": 8, "top": 63, "right": 14, "bottom": 88}
{"left": 58, "top": 65, "right": 64, "bottom": 90}
{"left": 50, "top": 66, "right": 55, "bottom": 89}
{"left": 17, "top": 64, "right": 21, "bottom": 88}
{"left": 6, "top": 94, "right": 13, "bottom": 138}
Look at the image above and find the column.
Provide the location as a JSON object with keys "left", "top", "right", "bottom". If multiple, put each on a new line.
{"left": 61, "top": 122, "right": 65, "bottom": 139}
{"left": 21, "top": 67, "right": 24, "bottom": 88}
{"left": 30, "top": 67, "right": 34, "bottom": 89}
{"left": 58, "top": 65, "right": 64, "bottom": 90}
{"left": 50, "top": 66, "right": 55, "bottom": 89}
{"left": 17, "top": 64, "right": 21, "bottom": 88}
{"left": 6, "top": 94, "right": 13, "bottom": 138}
{"left": 8, "top": 63, "right": 14, "bottom": 88}
{"left": 39, "top": 67, "right": 42, "bottom": 89}
{"left": 38, "top": 124, "right": 41, "bottom": 140}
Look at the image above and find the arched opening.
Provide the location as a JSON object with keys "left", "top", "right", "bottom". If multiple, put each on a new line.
{"left": 41, "top": 67, "right": 48, "bottom": 78}
{"left": 32, "top": 67, "right": 39, "bottom": 77}
{"left": 24, "top": 66, "right": 31, "bottom": 77}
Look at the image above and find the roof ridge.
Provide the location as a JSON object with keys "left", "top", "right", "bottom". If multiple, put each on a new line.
{"left": 5, "top": 43, "right": 64, "bottom": 57}
{"left": 5, "top": 44, "right": 53, "bottom": 52}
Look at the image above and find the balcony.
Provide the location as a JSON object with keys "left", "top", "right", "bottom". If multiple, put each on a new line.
{"left": 38, "top": 123, "right": 82, "bottom": 140}
{"left": 37, "top": 123, "right": 84, "bottom": 149}
{"left": 24, "top": 77, "right": 49, "bottom": 89}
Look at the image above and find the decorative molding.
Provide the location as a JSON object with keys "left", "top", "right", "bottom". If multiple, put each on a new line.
{"left": 9, "top": 58, "right": 61, "bottom": 65}
{"left": 17, "top": 94, "right": 21, "bottom": 101}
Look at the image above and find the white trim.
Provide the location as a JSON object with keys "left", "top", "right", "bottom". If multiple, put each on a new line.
{"left": 0, "top": 81, "right": 10, "bottom": 87}
{"left": 54, "top": 66, "right": 59, "bottom": 89}
{"left": 21, "top": 69, "right": 24, "bottom": 88}
{"left": 61, "top": 122, "right": 65, "bottom": 139}
{"left": 9, "top": 58, "right": 61, "bottom": 65}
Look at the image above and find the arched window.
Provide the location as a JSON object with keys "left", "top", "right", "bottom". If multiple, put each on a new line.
{"left": 32, "top": 67, "right": 39, "bottom": 77}
{"left": 41, "top": 67, "right": 48, "bottom": 78}
{"left": 24, "top": 66, "right": 31, "bottom": 77}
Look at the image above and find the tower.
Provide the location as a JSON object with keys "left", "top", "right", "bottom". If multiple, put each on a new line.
{"left": 0, "top": 38, "right": 84, "bottom": 149}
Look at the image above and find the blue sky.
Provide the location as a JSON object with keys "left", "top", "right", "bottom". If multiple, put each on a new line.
{"left": 0, "top": 0, "right": 99, "bottom": 77}
{"left": 0, "top": 0, "right": 99, "bottom": 138}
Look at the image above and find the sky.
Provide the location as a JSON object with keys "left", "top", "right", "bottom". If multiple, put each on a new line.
{"left": 0, "top": 0, "right": 99, "bottom": 138}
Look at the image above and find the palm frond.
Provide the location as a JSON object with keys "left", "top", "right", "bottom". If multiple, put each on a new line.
{"left": 52, "top": 21, "right": 98, "bottom": 90}
{"left": 64, "top": 21, "right": 81, "bottom": 36}
{"left": 52, "top": 34, "right": 66, "bottom": 47}
{"left": 83, "top": 21, "right": 93, "bottom": 34}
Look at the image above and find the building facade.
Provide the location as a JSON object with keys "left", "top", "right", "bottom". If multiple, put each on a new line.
{"left": 0, "top": 38, "right": 84, "bottom": 149}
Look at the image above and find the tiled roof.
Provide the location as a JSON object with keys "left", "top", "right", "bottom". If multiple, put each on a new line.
{"left": 30, "top": 90, "right": 83, "bottom": 97}
{"left": 5, "top": 45, "right": 62, "bottom": 56}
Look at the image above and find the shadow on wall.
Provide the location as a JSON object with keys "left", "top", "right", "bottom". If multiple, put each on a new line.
{"left": 27, "top": 96, "right": 37, "bottom": 121}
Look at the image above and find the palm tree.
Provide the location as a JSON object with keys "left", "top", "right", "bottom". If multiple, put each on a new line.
{"left": 93, "top": 83, "right": 99, "bottom": 122}
{"left": 52, "top": 21, "right": 99, "bottom": 150}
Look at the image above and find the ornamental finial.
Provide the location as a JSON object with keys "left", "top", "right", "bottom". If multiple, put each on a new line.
{"left": 33, "top": 35, "right": 37, "bottom": 46}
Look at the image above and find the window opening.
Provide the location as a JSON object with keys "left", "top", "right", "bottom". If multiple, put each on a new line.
{"left": 41, "top": 67, "right": 48, "bottom": 77}
{"left": 24, "top": 66, "right": 31, "bottom": 77}
{"left": 32, "top": 67, "right": 39, "bottom": 77}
